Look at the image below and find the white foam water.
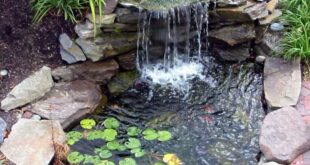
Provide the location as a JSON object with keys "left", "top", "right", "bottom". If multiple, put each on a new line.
{"left": 140, "top": 57, "right": 205, "bottom": 92}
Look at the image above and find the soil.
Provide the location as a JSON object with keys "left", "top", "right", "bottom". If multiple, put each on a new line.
{"left": 0, "top": 0, "right": 74, "bottom": 128}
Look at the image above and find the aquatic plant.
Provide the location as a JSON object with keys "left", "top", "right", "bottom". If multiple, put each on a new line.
{"left": 66, "top": 117, "right": 177, "bottom": 165}
{"left": 163, "top": 154, "right": 183, "bottom": 165}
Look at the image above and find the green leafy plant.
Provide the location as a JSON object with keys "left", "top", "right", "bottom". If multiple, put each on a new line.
{"left": 125, "top": 138, "right": 141, "bottom": 149}
{"left": 98, "top": 149, "right": 112, "bottom": 159}
{"left": 31, "top": 0, "right": 86, "bottom": 23}
{"left": 89, "top": 0, "right": 105, "bottom": 34}
{"left": 127, "top": 127, "right": 142, "bottom": 137}
{"left": 131, "top": 148, "right": 145, "bottom": 157}
{"left": 99, "top": 160, "right": 116, "bottom": 165}
{"left": 119, "top": 158, "right": 137, "bottom": 165}
{"left": 142, "top": 128, "right": 158, "bottom": 140}
{"left": 87, "top": 130, "right": 105, "bottom": 140}
{"left": 157, "top": 131, "right": 172, "bottom": 142}
{"left": 80, "top": 119, "right": 96, "bottom": 129}
{"left": 83, "top": 155, "right": 101, "bottom": 164}
{"left": 107, "top": 140, "right": 120, "bottom": 150}
{"left": 103, "top": 128, "right": 117, "bottom": 141}
{"left": 67, "top": 152, "right": 84, "bottom": 164}
{"left": 103, "top": 117, "right": 120, "bottom": 129}
{"left": 67, "top": 131, "right": 83, "bottom": 145}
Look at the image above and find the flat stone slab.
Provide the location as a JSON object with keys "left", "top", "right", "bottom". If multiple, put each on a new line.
{"left": 1, "top": 66, "right": 53, "bottom": 111}
{"left": 264, "top": 58, "right": 301, "bottom": 108}
{"left": 0, "top": 119, "right": 66, "bottom": 165}
{"left": 260, "top": 106, "right": 310, "bottom": 164}
{"left": 29, "top": 80, "right": 102, "bottom": 129}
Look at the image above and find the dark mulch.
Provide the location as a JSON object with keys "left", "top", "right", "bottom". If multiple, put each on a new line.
{"left": 0, "top": 0, "right": 74, "bottom": 127}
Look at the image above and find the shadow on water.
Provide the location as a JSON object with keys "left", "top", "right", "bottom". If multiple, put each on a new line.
{"left": 73, "top": 55, "right": 265, "bottom": 165}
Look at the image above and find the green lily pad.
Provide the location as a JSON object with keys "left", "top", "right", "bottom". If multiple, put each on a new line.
{"left": 103, "top": 129, "right": 117, "bottom": 141}
{"left": 125, "top": 138, "right": 141, "bottom": 149}
{"left": 80, "top": 119, "right": 96, "bottom": 129}
{"left": 158, "top": 131, "right": 172, "bottom": 141}
{"left": 127, "top": 127, "right": 141, "bottom": 137}
{"left": 131, "top": 148, "right": 145, "bottom": 157}
{"left": 119, "top": 158, "right": 137, "bottom": 165}
{"left": 107, "top": 140, "right": 120, "bottom": 150}
{"left": 154, "top": 162, "right": 166, "bottom": 165}
{"left": 67, "top": 152, "right": 84, "bottom": 164}
{"left": 103, "top": 117, "right": 120, "bottom": 129}
{"left": 117, "top": 145, "right": 127, "bottom": 151}
{"left": 66, "top": 131, "right": 83, "bottom": 145}
{"left": 98, "top": 160, "right": 115, "bottom": 165}
{"left": 87, "top": 130, "right": 105, "bottom": 140}
{"left": 83, "top": 155, "right": 101, "bottom": 164}
{"left": 142, "top": 128, "right": 158, "bottom": 141}
{"left": 99, "top": 150, "right": 112, "bottom": 159}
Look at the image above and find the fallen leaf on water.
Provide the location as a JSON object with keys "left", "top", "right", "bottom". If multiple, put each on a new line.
{"left": 163, "top": 153, "right": 183, "bottom": 165}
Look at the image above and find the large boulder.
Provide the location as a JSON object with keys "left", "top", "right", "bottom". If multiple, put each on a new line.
{"left": 0, "top": 119, "right": 66, "bottom": 165}
{"left": 52, "top": 59, "right": 119, "bottom": 84}
{"left": 76, "top": 33, "right": 137, "bottom": 62}
{"left": 1, "top": 66, "right": 53, "bottom": 111}
{"left": 264, "top": 58, "right": 301, "bottom": 108}
{"left": 59, "top": 33, "right": 86, "bottom": 64}
{"left": 209, "top": 24, "right": 256, "bottom": 46}
{"left": 260, "top": 106, "right": 310, "bottom": 164}
{"left": 29, "top": 80, "right": 102, "bottom": 129}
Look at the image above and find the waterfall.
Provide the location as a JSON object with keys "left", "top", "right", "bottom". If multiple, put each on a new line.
{"left": 136, "top": 2, "right": 210, "bottom": 91}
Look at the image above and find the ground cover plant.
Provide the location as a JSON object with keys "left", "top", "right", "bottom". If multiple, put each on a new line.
{"left": 280, "top": 0, "right": 310, "bottom": 59}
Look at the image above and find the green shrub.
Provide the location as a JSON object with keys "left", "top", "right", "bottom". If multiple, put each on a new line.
{"left": 280, "top": 0, "right": 310, "bottom": 59}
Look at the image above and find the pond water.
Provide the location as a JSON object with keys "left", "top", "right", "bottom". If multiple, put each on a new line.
{"left": 71, "top": 54, "right": 265, "bottom": 165}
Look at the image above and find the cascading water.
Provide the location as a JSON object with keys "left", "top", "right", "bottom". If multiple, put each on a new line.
{"left": 136, "top": 2, "right": 209, "bottom": 91}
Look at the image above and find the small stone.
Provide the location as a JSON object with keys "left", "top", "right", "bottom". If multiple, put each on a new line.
{"left": 0, "top": 69, "right": 8, "bottom": 77}
{"left": 31, "top": 115, "right": 41, "bottom": 121}
{"left": 0, "top": 117, "right": 7, "bottom": 144}
{"left": 74, "top": 21, "right": 99, "bottom": 39}
{"left": 59, "top": 33, "right": 86, "bottom": 64}
{"left": 270, "top": 23, "right": 284, "bottom": 31}
{"left": 22, "top": 111, "right": 33, "bottom": 119}
{"left": 243, "top": 2, "right": 269, "bottom": 20}
{"left": 256, "top": 56, "right": 266, "bottom": 63}
{"left": 86, "top": 13, "right": 117, "bottom": 25}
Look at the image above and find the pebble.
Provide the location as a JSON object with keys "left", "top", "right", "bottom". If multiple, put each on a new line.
{"left": 0, "top": 69, "right": 8, "bottom": 77}
{"left": 256, "top": 56, "right": 266, "bottom": 64}
{"left": 270, "top": 23, "right": 284, "bottom": 31}
{"left": 31, "top": 114, "right": 41, "bottom": 120}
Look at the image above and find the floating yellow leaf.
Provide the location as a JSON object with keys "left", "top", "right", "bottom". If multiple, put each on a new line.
{"left": 163, "top": 153, "right": 183, "bottom": 165}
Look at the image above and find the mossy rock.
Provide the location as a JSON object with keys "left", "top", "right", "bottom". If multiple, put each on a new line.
{"left": 108, "top": 71, "right": 138, "bottom": 95}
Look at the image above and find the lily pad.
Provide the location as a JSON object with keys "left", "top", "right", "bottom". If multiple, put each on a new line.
{"left": 83, "top": 155, "right": 101, "bottom": 164}
{"left": 103, "top": 129, "right": 118, "bottom": 141}
{"left": 131, "top": 148, "right": 145, "bottom": 157}
{"left": 107, "top": 140, "right": 120, "bottom": 150}
{"left": 158, "top": 131, "right": 172, "bottom": 141}
{"left": 127, "top": 127, "right": 141, "bottom": 137}
{"left": 99, "top": 150, "right": 112, "bottom": 159}
{"left": 119, "top": 158, "right": 137, "bottom": 165}
{"left": 80, "top": 119, "right": 96, "bottom": 129}
{"left": 99, "top": 160, "right": 115, "bottom": 165}
{"left": 142, "top": 128, "right": 158, "bottom": 141}
{"left": 67, "top": 131, "right": 83, "bottom": 145}
{"left": 87, "top": 130, "right": 105, "bottom": 140}
{"left": 125, "top": 138, "right": 141, "bottom": 149}
{"left": 67, "top": 152, "right": 84, "bottom": 164}
{"left": 117, "top": 145, "right": 127, "bottom": 151}
{"left": 154, "top": 162, "right": 166, "bottom": 165}
{"left": 103, "top": 117, "right": 120, "bottom": 129}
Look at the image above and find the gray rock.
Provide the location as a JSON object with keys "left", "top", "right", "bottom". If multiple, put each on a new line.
{"left": 101, "top": 23, "right": 138, "bottom": 32}
{"left": 103, "top": 0, "right": 118, "bottom": 14}
{"left": 117, "top": 51, "right": 136, "bottom": 70}
{"left": 0, "top": 117, "right": 7, "bottom": 144}
{"left": 243, "top": 2, "right": 269, "bottom": 20}
{"left": 59, "top": 33, "right": 86, "bottom": 64}
{"left": 256, "top": 55, "right": 266, "bottom": 63}
{"left": 52, "top": 59, "right": 119, "bottom": 84}
{"left": 264, "top": 58, "right": 301, "bottom": 108}
{"left": 0, "top": 69, "right": 8, "bottom": 77}
{"left": 108, "top": 71, "right": 138, "bottom": 95}
{"left": 258, "top": 32, "right": 282, "bottom": 55}
{"left": 213, "top": 44, "right": 250, "bottom": 62}
{"left": 216, "top": 0, "right": 247, "bottom": 7}
{"left": 76, "top": 33, "right": 137, "bottom": 62}
{"left": 31, "top": 115, "right": 41, "bottom": 121}
{"left": 116, "top": 8, "right": 139, "bottom": 24}
{"left": 259, "top": 10, "right": 282, "bottom": 25}
{"left": 30, "top": 80, "right": 102, "bottom": 129}
{"left": 262, "top": 162, "right": 282, "bottom": 165}
{"left": 74, "top": 21, "right": 100, "bottom": 39}
{"left": 260, "top": 106, "right": 310, "bottom": 164}
{"left": 209, "top": 24, "right": 256, "bottom": 46}
{"left": 0, "top": 119, "right": 66, "bottom": 165}
{"left": 1, "top": 66, "right": 53, "bottom": 111}
{"left": 86, "top": 13, "right": 117, "bottom": 25}
{"left": 270, "top": 23, "right": 285, "bottom": 31}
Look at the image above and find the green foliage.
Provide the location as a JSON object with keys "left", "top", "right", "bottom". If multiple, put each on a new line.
{"left": 103, "top": 117, "right": 120, "bottom": 129}
{"left": 107, "top": 140, "right": 120, "bottom": 150}
{"left": 31, "top": 0, "right": 86, "bottom": 23}
{"left": 154, "top": 162, "right": 166, "bottom": 165}
{"left": 125, "top": 138, "right": 141, "bottom": 149}
{"left": 83, "top": 155, "right": 101, "bottom": 164}
{"left": 142, "top": 128, "right": 158, "bottom": 140}
{"left": 67, "top": 152, "right": 84, "bottom": 164}
{"left": 157, "top": 131, "right": 172, "bottom": 142}
{"left": 127, "top": 127, "right": 142, "bottom": 137}
{"left": 99, "top": 160, "right": 115, "bottom": 165}
{"left": 117, "top": 145, "right": 127, "bottom": 151}
{"left": 119, "top": 158, "right": 137, "bottom": 165}
{"left": 67, "top": 131, "right": 83, "bottom": 145}
{"left": 103, "top": 129, "right": 118, "bottom": 141}
{"left": 80, "top": 119, "right": 96, "bottom": 129}
{"left": 87, "top": 130, "right": 105, "bottom": 140}
{"left": 280, "top": 0, "right": 310, "bottom": 59}
{"left": 89, "top": 0, "right": 105, "bottom": 34}
{"left": 131, "top": 148, "right": 146, "bottom": 157}
{"left": 98, "top": 149, "right": 113, "bottom": 159}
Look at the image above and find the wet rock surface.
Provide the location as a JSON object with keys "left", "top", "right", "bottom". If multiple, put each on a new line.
{"left": 264, "top": 58, "right": 301, "bottom": 108}
{"left": 260, "top": 106, "right": 310, "bottom": 164}
{"left": 108, "top": 71, "right": 138, "bottom": 95}
{"left": 0, "top": 119, "right": 66, "bottom": 165}
{"left": 117, "top": 51, "right": 136, "bottom": 70}
{"left": 1, "top": 66, "right": 53, "bottom": 111}
{"left": 213, "top": 44, "right": 250, "bottom": 61}
{"left": 29, "top": 80, "right": 102, "bottom": 129}
{"left": 52, "top": 59, "right": 119, "bottom": 84}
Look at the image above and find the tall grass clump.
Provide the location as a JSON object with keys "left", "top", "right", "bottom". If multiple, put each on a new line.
{"left": 280, "top": 0, "right": 310, "bottom": 59}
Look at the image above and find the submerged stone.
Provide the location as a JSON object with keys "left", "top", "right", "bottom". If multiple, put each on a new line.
{"left": 108, "top": 71, "right": 138, "bottom": 95}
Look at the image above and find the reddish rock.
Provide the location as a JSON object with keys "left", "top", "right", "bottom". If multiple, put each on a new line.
{"left": 22, "top": 111, "right": 33, "bottom": 119}
{"left": 260, "top": 106, "right": 310, "bottom": 164}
